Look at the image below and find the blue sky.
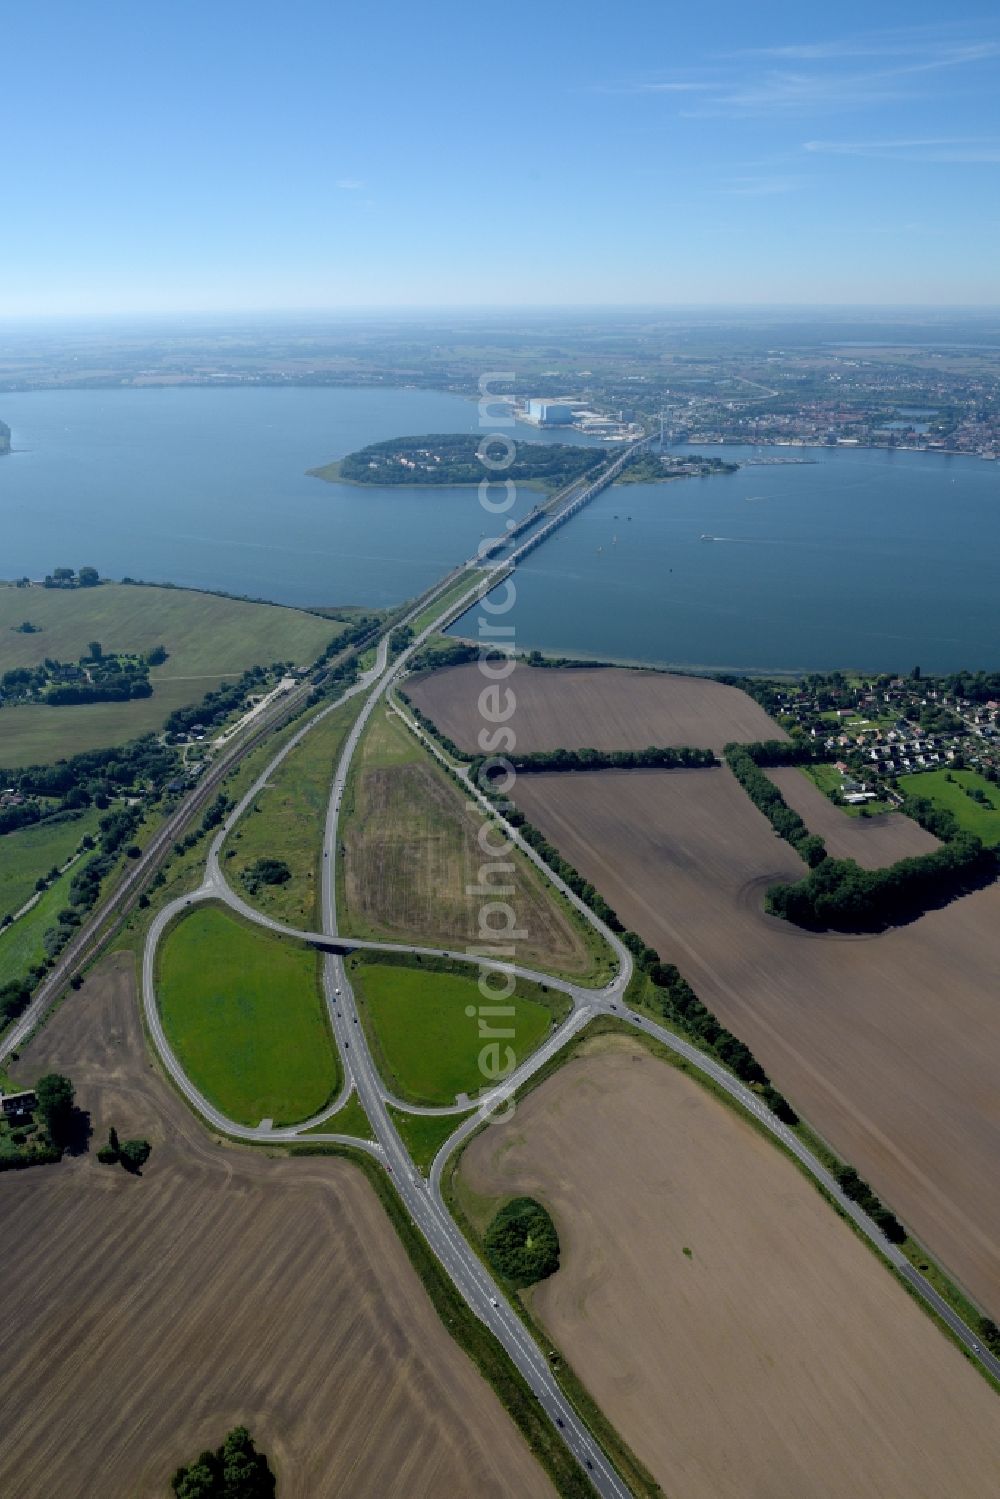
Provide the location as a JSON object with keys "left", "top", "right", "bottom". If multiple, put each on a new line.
{"left": 1, "top": 1, "right": 998, "bottom": 313}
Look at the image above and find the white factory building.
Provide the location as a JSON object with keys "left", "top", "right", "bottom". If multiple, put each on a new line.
{"left": 527, "top": 398, "right": 576, "bottom": 425}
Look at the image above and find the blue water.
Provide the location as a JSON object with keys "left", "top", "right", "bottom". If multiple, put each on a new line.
{"left": 0, "top": 386, "right": 600, "bottom": 608}
{"left": 2, "top": 391, "right": 997, "bottom": 672}
{"left": 452, "top": 444, "right": 1000, "bottom": 674}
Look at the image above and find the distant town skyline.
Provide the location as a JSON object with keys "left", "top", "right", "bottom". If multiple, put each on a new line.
{"left": 2, "top": 2, "right": 999, "bottom": 315}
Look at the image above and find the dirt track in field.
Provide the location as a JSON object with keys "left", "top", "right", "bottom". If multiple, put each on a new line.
{"left": 407, "top": 662, "right": 785, "bottom": 754}
{"left": 767, "top": 765, "right": 940, "bottom": 867}
{"left": 514, "top": 766, "right": 1000, "bottom": 1316}
{"left": 0, "top": 955, "right": 553, "bottom": 1499}
{"left": 461, "top": 1041, "right": 1000, "bottom": 1499}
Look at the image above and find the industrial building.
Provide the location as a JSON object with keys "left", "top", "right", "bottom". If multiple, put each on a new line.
{"left": 526, "top": 398, "right": 576, "bottom": 425}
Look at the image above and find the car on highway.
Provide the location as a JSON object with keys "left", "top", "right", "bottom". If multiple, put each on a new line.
{"left": 489, "top": 1297, "right": 499, "bottom": 1307}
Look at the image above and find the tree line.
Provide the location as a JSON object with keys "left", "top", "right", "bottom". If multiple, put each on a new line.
{"left": 498, "top": 799, "right": 799, "bottom": 1126}
{"left": 478, "top": 744, "right": 717, "bottom": 777}
{"left": 724, "top": 742, "right": 827, "bottom": 866}
{"left": 495, "top": 793, "right": 909, "bottom": 1245}
{"left": 726, "top": 739, "right": 998, "bottom": 930}
{"left": 765, "top": 834, "right": 994, "bottom": 931}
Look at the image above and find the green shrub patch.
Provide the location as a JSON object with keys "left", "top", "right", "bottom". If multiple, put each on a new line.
{"left": 485, "top": 1196, "right": 560, "bottom": 1288}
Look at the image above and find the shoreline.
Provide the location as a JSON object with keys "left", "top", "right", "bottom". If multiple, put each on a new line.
{"left": 684, "top": 437, "right": 998, "bottom": 463}
{"left": 306, "top": 459, "right": 550, "bottom": 493}
{"left": 445, "top": 636, "right": 852, "bottom": 681}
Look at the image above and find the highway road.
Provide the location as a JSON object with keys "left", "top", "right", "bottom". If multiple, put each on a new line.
{"left": 13, "top": 435, "right": 1000, "bottom": 1499}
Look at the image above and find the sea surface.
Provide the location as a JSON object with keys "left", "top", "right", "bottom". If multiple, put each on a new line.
{"left": 0, "top": 385, "right": 599, "bottom": 608}
{"left": 452, "top": 443, "right": 1000, "bottom": 674}
{"left": 1, "top": 389, "right": 998, "bottom": 672}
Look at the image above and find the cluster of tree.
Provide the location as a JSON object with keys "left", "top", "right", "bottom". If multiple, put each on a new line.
{"left": 0, "top": 1143, "right": 62, "bottom": 1172}
{"left": 0, "top": 800, "right": 146, "bottom": 1002}
{"left": 5, "top": 734, "right": 178, "bottom": 804}
{"left": 312, "top": 612, "right": 382, "bottom": 669}
{"left": 731, "top": 737, "right": 823, "bottom": 768}
{"left": 724, "top": 744, "right": 827, "bottom": 867}
{"left": 35, "top": 1073, "right": 76, "bottom": 1146}
{"left": 0, "top": 798, "right": 49, "bottom": 836}
{"left": 940, "top": 669, "right": 1000, "bottom": 704}
{"left": 833, "top": 1166, "right": 905, "bottom": 1242}
{"left": 519, "top": 648, "right": 616, "bottom": 670}
{"left": 389, "top": 623, "right": 414, "bottom": 657}
{"left": 171, "top": 1426, "right": 276, "bottom": 1499}
{"left": 2, "top": 647, "right": 157, "bottom": 707}
{"left": 172, "top": 794, "right": 231, "bottom": 859}
{"left": 11, "top": 619, "right": 41, "bottom": 633}
{"left": 97, "top": 1125, "right": 152, "bottom": 1172}
{"left": 8, "top": 806, "right": 144, "bottom": 986}
{"left": 620, "top": 451, "right": 738, "bottom": 483}
{"left": 898, "top": 792, "right": 959, "bottom": 842}
{"left": 766, "top": 835, "right": 995, "bottom": 932}
{"left": 165, "top": 665, "right": 279, "bottom": 738}
{"left": 0, "top": 976, "right": 31, "bottom": 1029}
{"left": 979, "top": 1318, "right": 1000, "bottom": 1356}
{"left": 30, "top": 803, "right": 147, "bottom": 970}
{"left": 240, "top": 857, "right": 291, "bottom": 895}
{"left": 42, "top": 566, "right": 100, "bottom": 589}
{"left": 405, "top": 639, "right": 477, "bottom": 675}
{"left": 337, "top": 432, "right": 607, "bottom": 489}
{"left": 484, "top": 1197, "right": 560, "bottom": 1287}
{"left": 0, "top": 1072, "right": 70, "bottom": 1170}
{"left": 477, "top": 744, "right": 716, "bottom": 778}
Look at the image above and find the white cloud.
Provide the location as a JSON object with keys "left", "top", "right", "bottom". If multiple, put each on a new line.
{"left": 804, "top": 137, "right": 1000, "bottom": 162}
{"left": 611, "top": 28, "right": 1000, "bottom": 119}
{"left": 335, "top": 177, "right": 365, "bottom": 190}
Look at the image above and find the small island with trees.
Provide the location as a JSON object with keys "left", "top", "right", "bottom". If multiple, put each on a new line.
{"left": 617, "top": 451, "right": 739, "bottom": 484}
{"left": 309, "top": 433, "right": 608, "bottom": 491}
{"left": 0, "top": 419, "right": 10, "bottom": 456}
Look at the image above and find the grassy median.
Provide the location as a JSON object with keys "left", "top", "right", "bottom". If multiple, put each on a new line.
{"left": 157, "top": 903, "right": 339, "bottom": 1127}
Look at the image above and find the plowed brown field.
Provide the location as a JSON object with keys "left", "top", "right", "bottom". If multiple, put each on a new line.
{"left": 0, "top": 956, "right": 553, "bottom": 1499}
{"left": 513, "top": 766, "right": 1000, "bottom": 1316}
{"left": 407, "top": 662, "right": 785, "bottom": 754}
{"left": 767, "top": 765, "right": 939, "bottom": 867}
{"left": 460, "top": 1041, "right": 1000, "bottom": 1499}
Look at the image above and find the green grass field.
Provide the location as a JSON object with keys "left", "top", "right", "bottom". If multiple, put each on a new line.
{"left": 157, "top": 903, "right": 339, "bottom": 1127}
{"left": 0, "top": 581, "right": 341, "bottom": 765}
{"left": 388, "top": 1104, "right": 468, "bottom": 1174}
{"left": 349, "top": 954, "right": 568, "bottom": 1108}
{"left": 0, "top": 866, "right": 77, "bottom": 987}
{"left": 0, "top": 808, "right": 102, "bottom": 920}
{"left": 898, "top": 768, "right": 1000, "bottom": 845}
{"left": 223, "top": 696, "right": 365, "bottom": 927}
{"left": 300, "top": 1091, "right": 373, "bottom": 1140}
